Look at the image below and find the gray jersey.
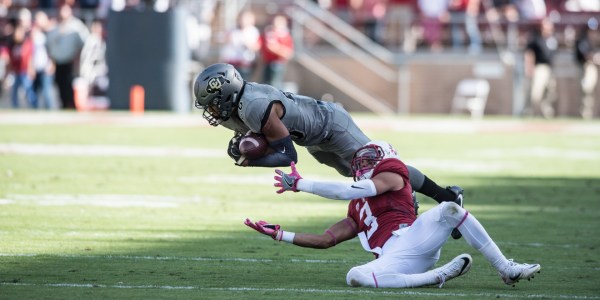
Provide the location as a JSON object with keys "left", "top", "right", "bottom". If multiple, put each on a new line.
{"left": 222, "top": 82, "right": 370, "bottom": 176}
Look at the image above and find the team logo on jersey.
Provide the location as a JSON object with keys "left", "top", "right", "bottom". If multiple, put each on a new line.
{"left": 206, "top": 77, "right": 224, "bottom": 93}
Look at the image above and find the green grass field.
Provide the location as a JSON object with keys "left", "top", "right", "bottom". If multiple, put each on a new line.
{"left": 1, "top": 111, "right": 599, "bottom": 299}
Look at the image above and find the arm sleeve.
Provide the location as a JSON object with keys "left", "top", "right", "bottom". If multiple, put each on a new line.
{"left": 246, "top": 135, "right": 297, "bottom": 167}
{"left": 296, "top": 178, "right": 377, "bottom": 200}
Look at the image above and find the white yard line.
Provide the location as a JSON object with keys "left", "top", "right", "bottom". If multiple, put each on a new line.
{"left": 0, "top": 251, "right": 592, "bottom": 264}
{"left": 0, "top": 253, "right": 347, "bottom": 264}
{"left": 0, "top": 282, "right": 597, "bottom": 299}
{"left": 1, "top": 111, "right": 600, "bottom": 134}
{"left": 0, "top": 194, "right": 218, "bottom": 208}
{"left": 1, "top": 143, "right": 596, "bottom": 166}
{"left": 0, "top": 143, "right": 223, "bottom": 158}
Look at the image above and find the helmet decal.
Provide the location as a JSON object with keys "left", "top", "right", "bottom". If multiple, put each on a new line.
{"left": 207, "top": 77, "right": 224, "bottom": 93}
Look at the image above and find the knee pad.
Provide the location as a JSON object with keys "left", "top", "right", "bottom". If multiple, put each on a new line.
{"left": 439, "top": 202, "right": 467, "bottom": 228}
{"left": 346, "top": 266, "right": 376, "bottom": 287}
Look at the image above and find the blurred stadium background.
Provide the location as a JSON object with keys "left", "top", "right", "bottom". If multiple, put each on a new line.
{"left": 0, "top": 0, "right": 599, "bottom": 118}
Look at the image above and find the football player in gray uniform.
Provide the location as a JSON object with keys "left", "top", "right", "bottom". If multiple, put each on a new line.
{"left": 193, "top": 63, "right": 464, "bottom": 238}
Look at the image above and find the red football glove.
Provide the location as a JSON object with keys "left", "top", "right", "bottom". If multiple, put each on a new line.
{"left": 274, "top": 161, "right": 303, "bottom": 193}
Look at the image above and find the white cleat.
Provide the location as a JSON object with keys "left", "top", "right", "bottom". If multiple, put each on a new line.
{"left": 499, "top": 259, "right": 541, "bottom": 286}
{"left": 434, "top": 253, "right": 472, "bottom": 288}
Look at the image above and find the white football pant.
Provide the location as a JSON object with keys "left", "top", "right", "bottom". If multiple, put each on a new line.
{"left": 346, "top": 202, "right": 507, "bottom": 288}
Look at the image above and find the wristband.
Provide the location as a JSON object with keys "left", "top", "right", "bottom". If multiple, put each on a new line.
{"left": 275, "top": 230, "right": 295, "bottom": 243}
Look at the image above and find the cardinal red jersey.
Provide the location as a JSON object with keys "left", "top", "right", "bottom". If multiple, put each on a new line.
{"left": 346, "top": 158, "right": 416, "bottom": 255}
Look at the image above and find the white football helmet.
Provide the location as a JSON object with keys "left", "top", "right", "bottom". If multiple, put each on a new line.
{"left": 351, "top": 141, "right": 400, "bottom": 181}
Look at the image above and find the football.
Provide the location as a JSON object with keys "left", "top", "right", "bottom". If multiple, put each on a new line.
{"left": 239, "top": 132, "right": 268, "bottom": 159}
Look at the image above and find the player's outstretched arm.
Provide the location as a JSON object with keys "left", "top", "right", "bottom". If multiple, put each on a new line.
{"left": 274, "top": 162, "right": 378, "bottom": 200}
{"left": 244, "top": 217, "right": 357, "bottom": 249}
{"left": 293, "top": 218, "right": 357, "bottom": 249}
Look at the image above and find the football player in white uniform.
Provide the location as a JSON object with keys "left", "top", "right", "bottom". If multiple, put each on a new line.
{"left": 193, "top": 63, "right": 465, "bottom": 238}
{"left": 245, "top": 141, "right": 541, "bottom": 288}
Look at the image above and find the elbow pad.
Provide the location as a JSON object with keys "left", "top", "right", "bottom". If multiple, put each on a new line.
{"left": 296, "top": 179, "right": 377, "bottom": 200}
{"left": 247, "top": 135, "right": 297, "bottom": 167}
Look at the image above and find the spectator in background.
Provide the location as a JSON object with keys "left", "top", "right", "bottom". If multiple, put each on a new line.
{"left": 515, "top": 0, "right": 546, "bottom": 22}
{"left": 221, "top": 10, "right": 261, "bottom": 80}
{"left": 417, "top": 0, "right": 449, "bottom": 52}
{"left": 78, "top": 0, "right": 101, "bottom": 24}
{"left": 524, "top": 18, "right": 557, "bottom": 118}
{"left": 9, "top": 9, "right": 37, "bottom": 108}
{"left": 187, "top": 0, "right": 216, "bottom": 62}
{"left": 575, "top": 18, "right": 599, "bottom": 120}
{"left": 37, "top": 0, "right": 53, "bottom": 9}
{"left": 31, "top": 11, "right": 56, "bottom": 109}
{"left": 331, "top": 0, "right": 353, "bottom": 24}
{"left": 0, "top": 45, "right": 8, "bottom": 102}
{"left": 350, "top": 0, "right": 388, "bottom": 45}
{"left": 564, "top": 0, "right": 600, "bottom": 12}
{"left": 79, "top": 19, "right": 109, "bottom": 108}
{"left": 448, "top": 0, "right": 482, "bottom": 53}
{"left": 485, "top": 0, "right": 519, "bottom": 51}
{"left": 260, "top": 14, "right": 294, "bottom": 90}
{"left": 46, "top": 4, "right": 89, "bottom": 109}
{"left": 0, "top": 0, "right": 14, "bottom": 103}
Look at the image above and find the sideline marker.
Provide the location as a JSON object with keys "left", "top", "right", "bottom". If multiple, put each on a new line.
{"left": 130, "top": 85, "right": 145, "bottom": 115}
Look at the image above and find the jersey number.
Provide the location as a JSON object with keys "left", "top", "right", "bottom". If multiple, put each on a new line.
{"left": 359, "top": 201, "right": 379, "bottom": 239}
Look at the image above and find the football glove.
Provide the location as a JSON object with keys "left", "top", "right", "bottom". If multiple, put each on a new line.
{"left": 227, "top": 132, "right": 246, "bottom": 165}
{"left": 274, "top": 161, "right": 303, "bottom": 193}
{"left": 244, "top": 218, "right": 281, "bottom": 240}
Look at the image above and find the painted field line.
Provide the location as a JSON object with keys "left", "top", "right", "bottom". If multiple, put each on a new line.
{"left": 0, "top": 194, "right": 219, "bottom": 208}
{"left": 1, "top": 253, "right": 597, "bottom": 271}
{"left": 0, "top": 253, "right": 350, "bottom": 264}
{"left": 1, "top": 282, "right": 597, "bottom": 299}
{"left": 0, "top": 143, "right": 223, "bottom": 157}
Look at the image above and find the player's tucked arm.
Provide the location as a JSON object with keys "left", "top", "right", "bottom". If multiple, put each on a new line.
{"left": 246, "top": 135, "right": 297, "bottom": 167}
{"left": 246, "top": 102, "right": 297, "bottom": 167}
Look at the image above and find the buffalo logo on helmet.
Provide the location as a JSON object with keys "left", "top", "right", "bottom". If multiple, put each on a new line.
{"left": 206, "top": 77, "right": 225, "bottom": 93}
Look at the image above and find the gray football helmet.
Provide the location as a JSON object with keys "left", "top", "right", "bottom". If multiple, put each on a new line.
{"left": 193, "top": 63, "right": 244, "bottom": 126}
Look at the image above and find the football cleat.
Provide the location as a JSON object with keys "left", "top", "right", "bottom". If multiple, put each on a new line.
{"left": 446, "top": 186, "right": 464, "bottom": 240}
{"left": 499, "top": 259, "right": 541, "bottom": 286}
{"left": 434, "top": 253, "right": 472, "bottom": 288}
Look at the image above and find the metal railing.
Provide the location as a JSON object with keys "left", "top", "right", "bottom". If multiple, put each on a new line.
{"left": 288, "top": 0, "right": 397, "bottom": 114}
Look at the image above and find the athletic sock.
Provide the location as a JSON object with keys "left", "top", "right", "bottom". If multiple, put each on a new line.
{"left": 459, "top": 214, "right": 507, "bottom": 270}
{"left": 419, "top": 176, "right": 455, "bottom": 203}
